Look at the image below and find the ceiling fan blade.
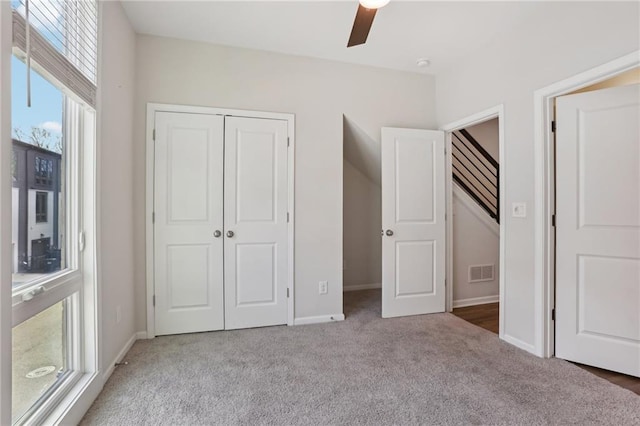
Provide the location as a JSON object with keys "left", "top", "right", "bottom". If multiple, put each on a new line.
{"left": 347, "top": 5, "right": 377, "bottom": 47}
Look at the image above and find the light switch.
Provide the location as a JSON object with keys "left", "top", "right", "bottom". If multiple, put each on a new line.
{"left": 512, "top": 202, "right": 527, "bottom": 218}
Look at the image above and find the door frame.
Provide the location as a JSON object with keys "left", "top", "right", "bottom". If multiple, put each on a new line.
{"left": 145, "top": 103, "right": 295, "bottom": 339}
{"left": 441, "top": 105, "right": 506, "bottom": 339}
{"left": 533, "top": 50, "right": 639, "bottom": 358}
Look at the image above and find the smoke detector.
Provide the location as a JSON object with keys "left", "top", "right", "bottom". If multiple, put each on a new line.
{"left": 416, "top": 58, "right": 431, "bottom": 68}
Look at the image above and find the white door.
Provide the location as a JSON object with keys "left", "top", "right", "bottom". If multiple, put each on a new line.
{"left": 555, "top": 84, "right": 640, "bottom": 377}
{"left": 381, "top": 127, "right": 446, "bottom": 318}
{"left": 154, "top": 112, "right": 225, "bottom": 335}
{"left": 224, "top": 117, "right": 289, "bottom": 329}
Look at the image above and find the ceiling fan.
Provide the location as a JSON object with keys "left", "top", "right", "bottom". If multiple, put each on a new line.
{"left": 347, "top": 0, "right": 390, "bottom": 47}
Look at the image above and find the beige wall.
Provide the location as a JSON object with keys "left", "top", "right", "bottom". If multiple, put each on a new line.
{"left": 436, "top": 1, "right": 639, "bottom": 352}
{"left": 343, "top": 159, "right": 381, "bottom": 289}
{"left": 99, "top": 1, "right": 136, "bottom": 369}
{"left": 452, "top": 186, "right": 499, "bottom": 303}
{"left": 133, "top": 35, "right": 436, "bottom": 326}
{"left": 465, "top": 118, "right": 499, "bottom": 161}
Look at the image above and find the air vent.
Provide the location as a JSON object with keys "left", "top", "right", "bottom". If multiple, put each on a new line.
{"left": 469, "top": 264, "right": 495, "bottom": 283}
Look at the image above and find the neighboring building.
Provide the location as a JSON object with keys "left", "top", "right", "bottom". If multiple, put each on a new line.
{"left": 11, "top": 139, "right": 62, "bottom": 275}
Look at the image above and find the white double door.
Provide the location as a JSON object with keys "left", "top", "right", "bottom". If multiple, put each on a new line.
{"left": 154, "top": 112, "right": 289, "bottom": 335}
{"left": 381, "top": 127, "right": 446, "bottom": 318}
{"left": 555, "top": 84, "right": 640, "bottom": 377}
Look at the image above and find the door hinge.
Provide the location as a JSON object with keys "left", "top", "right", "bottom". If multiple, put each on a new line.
{"left": 287, "top": 288, "right": 290, "bottom": 298}
{"left": 153, "top": 129, "right": 156, "bottom": 141}
{"left": 552, "top": 214, "right": 556, "bottom": 227}
{"left": 287, "top": 212, "right": 290, "bottom": 223}
{"left": 152, "top": 212, "right": 155, "bottom": 224}
{"left": 79, "top": 231, "right": 86, "bottom": 252}
{"left": 153, "top": 295, "right": 156, "bottom": 307}
{"left": 287, "top": 137, "right": 290, "bottom": 147}
{"left": 551, "top": 308, "right": 555, "bottom": 321}
{"left": 551, "top": 121, "right": 556, "bottom": 133}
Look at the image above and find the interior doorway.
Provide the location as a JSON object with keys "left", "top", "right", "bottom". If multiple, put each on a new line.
{"left": 342, "top": 124, "right": 447, "bottom": 320}
{"left": 538, "top": 65, "right": 640, "bottom": 394}
{"left": 443, "top": 107, "right": 505, "bottom": 336}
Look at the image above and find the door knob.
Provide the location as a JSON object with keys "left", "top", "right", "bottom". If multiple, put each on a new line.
{"left": 213, "top": 230, "right": 221, "bottom": 238}
{"left": 226, "top": 230, "right": 235, "bottom": 238}
{"left": 385, "top": 229, "right": 394, "bottom": 236}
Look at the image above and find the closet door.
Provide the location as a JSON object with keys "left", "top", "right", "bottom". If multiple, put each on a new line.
{"left": 224, "top": 117, "right": 289, "bottom": 329}
{"left": 154, "top": 112, "right": 225, "bottom": 335}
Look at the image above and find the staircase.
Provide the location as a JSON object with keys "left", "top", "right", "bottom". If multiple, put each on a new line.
{"left": 452, "top": 128, "right": 499, "bottom": 223}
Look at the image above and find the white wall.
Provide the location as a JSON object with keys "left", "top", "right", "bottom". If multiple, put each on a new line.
{"left": 452, "top": 185, "right": 499, "bottom": 305}
{"left": 98, "top": 1, "right": 136, "bottom": 373}
{"left": 343, "top": 159, "right": 381, "bottom": 289}
{"left": 436, "top": 1, "right": 640, "bottom": 353}
{"left": 133, "top": 35, "right": 435, "bottom": 326}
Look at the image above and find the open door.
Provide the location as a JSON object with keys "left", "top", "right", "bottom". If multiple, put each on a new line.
{"left": 555, "top": 83, "right": 640, "bottom": 377}
{"left": 381, "top": 127, "right": 446, "bottom": 318}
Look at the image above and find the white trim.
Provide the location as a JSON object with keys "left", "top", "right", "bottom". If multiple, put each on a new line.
{"left": 101, "top": 332, "right": 138, "bottom": 382}
{"left": 146, "top": 103, "right": 296, "bottom": 337}
{"left": 452, "top": 295, "right": 499, "bottom": 309}
{"left": 452, "top": 183, "right": 499, "bottom": 237}
{"left": 135, "top": 331, "right": 148, "bottom": 340}
{"left": 441, "top": 105, "right": 505, "bottom": 346}
{"left": 502, "top": 333, "right": 537, "bottom": 354}
{"left": 145, "top": 106, "right": 155, "bottom": 338}
{"left": 293, "top": 314, "right": 345, "bottom": 326}
{"left": 343, "top": 283, "right": 381, "bottom": 292}
{"left": 533, "top": 50, "right": 640, "bottom": 358}
{"left": 0, "top": 3, "right": 12, "bottom": 423}
{"left": 44, "top": 373, "right": 102, "bottom": 426}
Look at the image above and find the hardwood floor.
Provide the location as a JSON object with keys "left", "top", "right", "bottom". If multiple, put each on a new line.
{"left": 451, "top": 302, "right": 499, "bottom": 334}
{"left": 452, "top": 302, "right": 640, "bottom": 396}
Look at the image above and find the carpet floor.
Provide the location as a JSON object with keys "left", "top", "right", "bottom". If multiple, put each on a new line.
{"left": 82, "top": 290, "right": 640, "bottom": 425}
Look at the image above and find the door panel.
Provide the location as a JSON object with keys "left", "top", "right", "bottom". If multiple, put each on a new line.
{"left": 382, "top": 127, "right": 445, "bottom": 318}
{"left": 555, "top": 83, "right": 640, "bottom": 377}
{"left": 154, "top": 112, "right": 224, "bottom": 335}
{"left": 224, "top": 117, "right": 288, "bottom": 329}
{"left": 236, "top": 243, "right": 276, "bottom": 306}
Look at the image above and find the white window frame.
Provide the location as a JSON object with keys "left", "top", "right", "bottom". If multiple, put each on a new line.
{"left": 10, "top": 89, "right": 97, "bottom": 425}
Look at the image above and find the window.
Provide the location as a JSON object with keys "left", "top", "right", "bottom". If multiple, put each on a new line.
{"left": 9, "top": 0, "right": 98, "bottom": 424}
{"left": 34, "top": 157, "right": 53, "bottom": 186}
{"left": 35, "top": 191, "right": 47, "bottom": 223}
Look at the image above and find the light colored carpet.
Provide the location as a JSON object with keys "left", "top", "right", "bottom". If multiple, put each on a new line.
{"left": 82, "top": 290, "right": 640, "bottom": 425}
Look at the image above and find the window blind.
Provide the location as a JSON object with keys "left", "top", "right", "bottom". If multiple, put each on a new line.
{"left": 12, "top": 0, "right": 98, "bottom": 107}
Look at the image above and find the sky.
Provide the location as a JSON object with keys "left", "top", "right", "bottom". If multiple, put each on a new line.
{"left": 11, "top": 0, "right": 64, "bottom": 149}
{"left": 12, "top": 56, "right": 63, "bottom": 145}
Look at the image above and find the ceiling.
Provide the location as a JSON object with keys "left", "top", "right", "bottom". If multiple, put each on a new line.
{"left": 121, "top": 1, "right": 548, "bottom": 75}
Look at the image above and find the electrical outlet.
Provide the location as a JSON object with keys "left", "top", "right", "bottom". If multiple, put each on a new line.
{"left": 116, "top": 305, "right": 122, "bottom": 324}
{"left": 319, "top": 281, "right": 328, "bottom": 295}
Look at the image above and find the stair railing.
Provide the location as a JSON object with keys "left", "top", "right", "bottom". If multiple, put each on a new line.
{"left": 452, "top": 128, "right": 499, "bottom": 223}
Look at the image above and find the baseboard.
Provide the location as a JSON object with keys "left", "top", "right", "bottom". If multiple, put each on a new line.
{"left": 452, "top": 295, "right": 499, "bottom": 308}
{"left": 502, "top": 333, "right": 537, "bottom": 356}
{"left": 343, "top": 283, "right": 381, "bottom": 292}
{"left": 135, "top": 330, "right": 148, "bottom": 340}
{"left": 102, "top": 332, "right": 138, "bottom": 383}
{"left": 293, "top": 314, "right": 345, "bottom": 326}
